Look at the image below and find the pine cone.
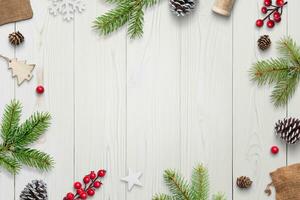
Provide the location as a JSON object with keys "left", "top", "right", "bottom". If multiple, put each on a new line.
{"left": 275, "top": 117, "right": 300, "bottom": 144}
{"left": 257, "top": 35, "right": 271, "bottom": 50}
{"left": 9, "top": 31, "right": 24, "bottom": 46}
{"left": 20, "top": 180, "right": 48, "bottom": 200}
{"left": 236, "top": 176, "right": 252, "bottom": 189}
{"left": 170, "top": 0, "right": 196, "bottom": 16}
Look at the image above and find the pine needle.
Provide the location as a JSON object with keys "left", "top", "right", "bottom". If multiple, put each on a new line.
{"left": 94, "top": 0, "right": 160, "bottom": 38}
{"left": 191, "top": 165, "right": 209, "bottom": 200}
{"left": 164, "top": 169, "right": 193, "bottom": 200}
{"left": 153, "top": 165, "right": 226, "bottom": 200}
{"left": 249, "top": 36, "right": 300, "bottom": 107}
{"left": 0, "top": 101, "right": 54, "bottom": 174}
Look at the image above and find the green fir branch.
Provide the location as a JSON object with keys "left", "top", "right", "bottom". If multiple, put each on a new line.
{"left": 0, "top": 100, "right": 54, "bottom": 174}
{"left": 153, "top": 194, "right": 173, "bottom": 200}
{"left": 191, "top": 165, "right": 209, "bottom": 200}
{"left": 212, "top": 193, "right": 226, "bottom": 200}
{"left": 153, "top": 165, "right": 226, "bottom": 200}
{"left": 13, "top": 112, "right": 51, "bottom": 147}
{"left": 94, "top": 0, "right": 160, "bottom": 38}
{"left": 164, "top": 169, "right": 193, "bottom": 200}
{"left": 249, "top": 36, "right": 300, "bottom": 107}
{"left": 13, "top": 148, "right": 54, "bottom": 171}
{"left": 1, "top": 100, "right": 21, "bottom": 141}
{"left": 0, "top": 153, "right": 20, "bottom": 174}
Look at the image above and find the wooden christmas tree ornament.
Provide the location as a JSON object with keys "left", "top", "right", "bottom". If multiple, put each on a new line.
{"left": 0, "top": 54, "right": 35, "bottom": 85}
{"left": 212, "top": 0, "right": 235, "bottom": 16}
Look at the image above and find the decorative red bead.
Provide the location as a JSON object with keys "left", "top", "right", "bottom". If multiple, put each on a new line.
{"left": 256, "top": 19, "right": 264, "bottom": 27}
{"left": 83, "top": 176, "right": 90, "bottom": 184}
{"left": 36, "top": 85, "right": 45, "bottom": 94}
{"left": 90, "top": 171, "right": 97, "bottom": 179}
{"left": 77, "top": 188, "right": 84, "bottom": 195}
{"left": 271, "top": 146, "right": 279, "bottom": 154}
{"left": 276, "top": 0, "right": 284, "bottom": 6}
{"left": 267, "top": 20, "right": 275, "bottom": 28}
{"left": 273, "top": 11, "right": 281, "bottom": 19}
{"left": 73, "top": 182, "right": 82, "bottom": 189}
{"left": 264, "top": 0, "right": 272, "bottom": 6}
{"left": 98, "top": 169, "right": 106, "bottom": 177}
{"left": 79, "top": 192, "right": 87, "bottom": 199}
{"left": 93, "top": 181, "right": 102, "bottom": 188}
{"left": 66, "top": 192, "right": 75, "bottom": 200}
{"left": 261, "top": 6, "right": 267, "bottom": 14}
{"left": 274, "top": 17, "right": 281, "bottom": 23}
{"left": 87, "top": 189, "right": 95, "bottom": 196}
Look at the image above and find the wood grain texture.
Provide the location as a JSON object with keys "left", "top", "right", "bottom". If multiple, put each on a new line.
{"left": 233, "top": 0, "right": 287, "bottom": 199}
{"left": 74, "top": 0, "right": 127, "bottom": 199}
{"left": 180, "top": 0, "right": 232, "bottom": 197}
{"left": 0, "top": 23, "right": 15, "bottom": 200}
{"left": 0, "top": 0, "right": 299, "bottom": 199}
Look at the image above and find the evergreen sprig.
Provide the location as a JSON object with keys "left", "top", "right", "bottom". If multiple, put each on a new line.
{"left": 0, "top": 100, "right": 54, "bottom": 174}
{"left": 250, "top": 37, "right": 300, "bottom": 107}
{"left": 153, "top": 164, "right": 226, "bottom": 200}
{"left": 93, "top": 0, "right": 160, "bottom": 39}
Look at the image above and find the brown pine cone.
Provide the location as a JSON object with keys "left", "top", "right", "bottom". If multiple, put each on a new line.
{"left": 236, "top": 176, "right": 252, "bottom": 189}
{"left": 9, "top": 31, "right": 25, "bottom": 46}
{"left": 257, "top": 35, "right": 271, "bottom": 50}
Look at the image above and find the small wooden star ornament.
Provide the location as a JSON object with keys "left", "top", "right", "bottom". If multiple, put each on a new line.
{"left": 121, "top": 169, "right": 143, "bottom": 191}
{"left": 8, "top": 58, "right": 35, "bottom": 85}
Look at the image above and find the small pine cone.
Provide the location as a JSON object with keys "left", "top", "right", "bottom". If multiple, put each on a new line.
{"left": 170, "top": 0, "right": 196, "bottom": 16}
{"left": 236, "top": 176, "right": 252, "bottom": 189}
{"left": 9, "top": 31, "right": 24, "bottom": 46}
{"left": 20, "top": 180, "right": 48, "bottom": 200}
{"left": 275, "top": 117, "right": 300, "bottom": 144}
{"left": 257, "top": 35, "right": 271, "bottom": 50}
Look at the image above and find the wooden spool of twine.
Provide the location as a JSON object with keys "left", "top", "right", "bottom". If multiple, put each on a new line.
{"left": 212, "top": 0, "right": 235, "bottom": 16}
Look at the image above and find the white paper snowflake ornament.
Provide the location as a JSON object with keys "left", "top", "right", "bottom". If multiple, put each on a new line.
{"left": 49, "top": 0, "right": 85, "bottom": 21}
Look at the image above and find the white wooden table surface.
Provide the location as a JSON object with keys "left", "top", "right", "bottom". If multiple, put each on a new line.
{"left": 0, "top": 0, "right": 299, "bottom": 199}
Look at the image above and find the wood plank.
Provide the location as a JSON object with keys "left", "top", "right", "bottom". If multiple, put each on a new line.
{"left": 0, "top": 23, "right": 15, "bottom": 200}
{"left": 233, "top": 0, "right": 287, "bottom": 199}
{"left": 126, "top": 2, "right": 181, "bottom": 199}
{"left": 180, "top": 0, "right": 232, "bottom": 197}
{"left": 74, "top": 0, "right": 127, "bottom": 199}
{"left": 287, "top": 0, "right": 300, "bottom": 165}
{"left": 14, "top": 0, "right": 74, "bottom": 199}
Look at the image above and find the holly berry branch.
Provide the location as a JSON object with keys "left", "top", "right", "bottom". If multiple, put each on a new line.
{"left": 256, "top": 0, "right": 287, "bottom": 28}
{"left": 64, "top": 169, "right": 106, "bottom": 200}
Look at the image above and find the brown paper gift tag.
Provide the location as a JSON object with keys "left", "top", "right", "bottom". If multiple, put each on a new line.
{"left": 265, "top": 163, "right": 300, "bottom": 200}
{"left": 0, "top": 0, "right": 33, "bottom": 26}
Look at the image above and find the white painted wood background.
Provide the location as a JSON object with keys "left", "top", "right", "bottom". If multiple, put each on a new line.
{"left": 0, "top": 0, "right": 299, "bottom": 199}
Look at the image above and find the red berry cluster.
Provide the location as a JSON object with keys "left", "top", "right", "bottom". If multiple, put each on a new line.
{"left": 64, "top": 169, "right": 106, "bottom": 200}
{"left": 256, "top": 0, "right": 287, "bottom": 28}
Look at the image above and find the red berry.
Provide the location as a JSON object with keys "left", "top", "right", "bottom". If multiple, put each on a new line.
{"left": 271, "top": 146, "right": 279, "bottom": 154}
{"left": 264, "top": 0, "right": 272, "bottom": 6}
{"left": 36, "top": 85, "right": 45, "bottom": 94}
{"left": 261, "top": 6, "right": 267, "bottom": 14}
{"left": 276, "top": 0, "right": 284, "bottom": 6}
{"left": 77, "top": 188, "right": 84, "bottom": 195}
{"left": 267, "top": 20, "right": 275, "bottom": 28}
{"left": 274, "top": 17, "right": 281, "bottom": 22}
{"left": 87, "top": 189, "right": 95, "bottom": 196}
{"left": 93, "top": 181, "right": 102, "bottom": 188}
{"left": 90, "top": 171, "right": 97, "bottom": 179}
{"left": 98, "top": 169, "right": 106, "bottom": 177}
{"left": 79, "top": 192, "right": 87, "bottom": 199}
{"left": 256, "top": 19, "right": 264, "bottom": 27}
{"left": 66, "top": 193, "right": 75, "bottom": 200}
{"left": 83, "top": 175, "right": 90, "bottom": 184}
{"left": 73, "top": 182, "right": 82, "bottom": 189}
{"left": 273, "top": 11, "right": 281, "bottom": 19}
